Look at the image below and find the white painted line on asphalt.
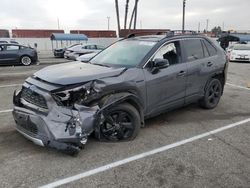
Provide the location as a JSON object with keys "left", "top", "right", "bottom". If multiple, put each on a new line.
{"left": 226, "top": 83, "right": 250, "bottom": 91}
{"left": 0, "top": 84, "right": 22, "bottom": 88}
{"left": 0, "top": 71, "right": 34, "bottom": 76}
{"left": 0, "top": 109, "right": 12, "bottom": 114}
{"left": 39, "top": 117, "right": 250, "bottom": 188}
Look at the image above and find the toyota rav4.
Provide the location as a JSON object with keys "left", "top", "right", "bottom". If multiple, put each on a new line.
{"left": 13, "top": 31, "right": 228, "bottom": 155}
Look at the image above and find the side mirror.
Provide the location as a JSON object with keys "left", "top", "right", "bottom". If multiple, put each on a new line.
{"left": 150, "top": 58, "right": 170, "bottom": 74}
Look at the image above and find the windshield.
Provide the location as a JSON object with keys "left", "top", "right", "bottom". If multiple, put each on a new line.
{"left": 67, "top": 44, "right": 79, "bottom": 48}
{"left": 90, "top": 40, "right": 156, "bottom": 68}
{"left": 234, "top": 45, "right": 250, "bottom": 50}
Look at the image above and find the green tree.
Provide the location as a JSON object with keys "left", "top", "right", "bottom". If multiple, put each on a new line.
{"left": 211, "top": 26, "right": 222, "bottom": 37}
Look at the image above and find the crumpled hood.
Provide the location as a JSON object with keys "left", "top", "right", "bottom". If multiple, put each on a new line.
{"left": 34, "top": 62, "right": 125, "bottom": 85}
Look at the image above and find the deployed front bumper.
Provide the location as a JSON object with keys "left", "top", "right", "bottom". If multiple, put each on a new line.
{"left": 13, "top": 88, "right": 99, "bottom": 152}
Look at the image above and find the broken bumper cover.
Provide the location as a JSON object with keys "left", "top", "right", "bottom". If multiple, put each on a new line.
{"left": 13, "top": 107, "right": 48, "bottom": 147}
{"left": 12, "top": 89, "right": 99, "bottom": 151}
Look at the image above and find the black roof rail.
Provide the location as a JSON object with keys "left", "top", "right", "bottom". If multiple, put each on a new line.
{"left": 125, "top": 30, "right": 198, "bottom": 39}
{"left": 126, "top": 30, "right": 170, "bottom": 38}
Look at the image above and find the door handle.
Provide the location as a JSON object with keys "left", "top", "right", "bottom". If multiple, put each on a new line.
{"left": 207, "top": 62, "right": 213, "bottom": 67}
{"left": 177, "top": 71, "right": 186, "bottom": 77}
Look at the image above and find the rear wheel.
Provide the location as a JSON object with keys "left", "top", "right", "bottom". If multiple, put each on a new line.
{"left": 199, "top": 78, "right": 222, "bottom": 109}
{"left": 100, "top": 103, "right": 140, "bottom": 142}
{"left": 20, "top": 56, "right": 32, "bottom": 66}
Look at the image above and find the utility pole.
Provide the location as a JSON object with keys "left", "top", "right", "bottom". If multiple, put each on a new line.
{"left": 206, "top": 19, "right": 209, "bottom": 32}
{"left": 133, "top": 0, "right": 139, "bottom": 29}
{"left": 222, "top": 21, "right": 225, "bottom": 31}
{"left": 128, "top": 7, "right": 135, "bottom": 30}
{"left": 115, "top": 0, "right": 121, "bottom": 37}
{"left": 182, "top": 0, "right": 186, "bottom": 33}
{"left": 198, "top": 22, "right": 200, "bottom": 33}
{"left": 57, "top": 18, "right": 60, "bottom": 30}
{"left": 124, "top": 0, "right": 129, "bottom": 29}
{"left": 107, "top": 16, "right": 110, "bottom": 30}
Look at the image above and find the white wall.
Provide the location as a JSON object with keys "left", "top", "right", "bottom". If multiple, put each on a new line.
{"left": 0, "top": 37, "right": 119, "bottom": 54}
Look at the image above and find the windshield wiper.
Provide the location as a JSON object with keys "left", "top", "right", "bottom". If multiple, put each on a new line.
{"left": 91, "top": 63, "right": 110, "bottom": 67}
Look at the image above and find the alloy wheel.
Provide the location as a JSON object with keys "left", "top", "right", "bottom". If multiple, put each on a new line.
{"left": 101, "top": 110, "right": 135, "bottom": 141}
{"left": 207, "top": 81, "right": 221, "bottom": 106}
{"left": 21, "top": 56, "right": 32, "bottom": 66}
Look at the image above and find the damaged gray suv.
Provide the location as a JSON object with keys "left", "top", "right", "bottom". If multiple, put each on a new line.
{"left": 13, "top": 31, "right": 228, "bottom": 155}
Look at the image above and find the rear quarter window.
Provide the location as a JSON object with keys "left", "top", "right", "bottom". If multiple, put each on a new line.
{"left": 183, "top": 39, "right": 204, "bottom": 61}
{"left": 203, "top": 39, "right": 217, "bottom": 56}
{"left": 20, "top": 46, "right": 28, "bottom": 49}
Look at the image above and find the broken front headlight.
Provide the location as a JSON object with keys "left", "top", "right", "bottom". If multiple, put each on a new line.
{"left": 51, "top": 82, "right": 99, "bottom": 107}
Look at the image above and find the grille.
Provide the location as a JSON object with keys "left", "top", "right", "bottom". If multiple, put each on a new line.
{"left": 55, "top": 49, "right": 63, "bottom": 52}
{"left": 19, "top": 121, "right": 38, "bottom": 135}
{"left": 21, "top": 87, "right": 48, "bottom": 109}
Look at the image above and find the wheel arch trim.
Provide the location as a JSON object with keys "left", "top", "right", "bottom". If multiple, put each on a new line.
{"left": 98, "top": 92, "right": 144, "bottom": 126}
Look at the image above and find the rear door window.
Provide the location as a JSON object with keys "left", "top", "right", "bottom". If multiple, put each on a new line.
{"left": 183, "top": 39, "right": 204, "bottom": 61}
{"left": 90, "top": 45, "right": 96, "bottom": 49}
{"left": 6, "top": 45, "right": 19, "bottom": 50}
{"left": 84, "top": 45, "right": 96, "bottom": 50}
{"left": 97, "top": 45, "right": 105, "bottom": 50}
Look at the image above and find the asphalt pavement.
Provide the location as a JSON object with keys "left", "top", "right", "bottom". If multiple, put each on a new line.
{"left": 0, "top": 60, "right": 249, "bottom": 188}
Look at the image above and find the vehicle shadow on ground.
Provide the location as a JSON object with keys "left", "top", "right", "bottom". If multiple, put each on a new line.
{"left": 2, "top": 100, "right": 250, "bottom": 157}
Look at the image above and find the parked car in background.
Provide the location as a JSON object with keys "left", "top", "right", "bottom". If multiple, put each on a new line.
{"left": 13, "top": 31, "right": 228, "bottom": 155}
{"left": 63, "top": 44, "right": 84, "bottom": 59}
{"left": 0, "top": 43, "right": 37, "bottom": 66}
{"left": 228, "top": 44, "right": 250, "bottom": 62}
{"left": 76, "top": 52, "right": 98, "bottom": 62}
{"left": 10, "top": 41, "right": 19, "bottom": 44}
{"left": 0, "top": 40, "right": 19, "bottom": 44}
{"left": 53, "top": 43, "right": 80, "bottom": 58}
{"left": 66, "top": 44, "right": 105, "bottom": 60}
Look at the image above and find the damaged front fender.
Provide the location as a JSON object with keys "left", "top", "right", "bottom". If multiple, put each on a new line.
{"left": 93, "top": 92, "right": 145, "bottom": 140}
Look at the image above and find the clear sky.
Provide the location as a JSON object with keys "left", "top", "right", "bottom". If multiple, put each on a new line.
{"left": 0, "top": 0, "right": 249, "bottom": 32}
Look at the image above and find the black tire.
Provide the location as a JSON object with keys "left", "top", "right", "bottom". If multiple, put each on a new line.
{"left": 199, "top": 78, "right": 222, "bottom": 109}
{"left": 20, "top": 55, "right": 32, "bottom": 66}
{"left": 100, "top": 103, "right": 140, "bottom": 142}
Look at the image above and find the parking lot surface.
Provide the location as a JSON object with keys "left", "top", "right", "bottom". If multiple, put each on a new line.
{"left": 0, "top": 60, "right": 249, "bottom": 188}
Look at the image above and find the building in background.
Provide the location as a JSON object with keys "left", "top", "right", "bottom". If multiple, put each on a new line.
{"left": 0, "top": 29, "right": 118, "bottom": 52}
{"left": 12, "top": 29, "right": 64, "bottom": 38}
{"left": 70, "top": 30, "right": 117, "bottom": 38}
{"left": 0, "top": 29, "right": 10, "bottom": 38}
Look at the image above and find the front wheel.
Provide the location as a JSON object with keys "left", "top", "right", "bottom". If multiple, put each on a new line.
{"left": 199, "top": 78, "right": 222, "bottom": 109}
{"left": 20, "top": 56, "right": 32, "bottom": 66}
{"left": 100, "top": 103, "right": 140, "bottom": 142}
